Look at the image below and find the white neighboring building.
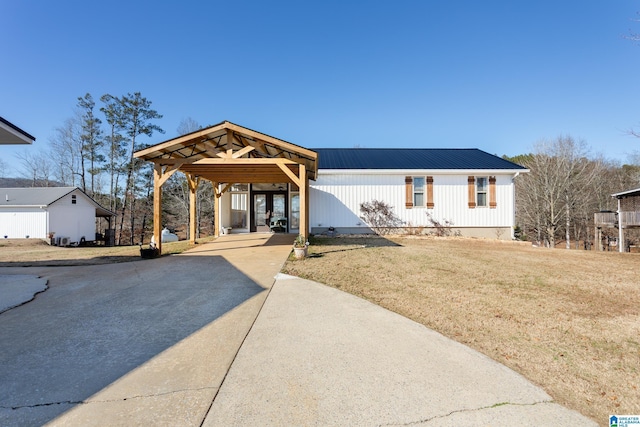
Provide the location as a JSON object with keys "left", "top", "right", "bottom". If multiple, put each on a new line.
{"left": 0, "top": 187, "right": 114, "bottom": 244}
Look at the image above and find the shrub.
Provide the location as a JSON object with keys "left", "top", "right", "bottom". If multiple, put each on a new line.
{"left": 359, "top": 200, "right": 403, "bottom": 235}
{"left": 425, "top": 212, "right": 458, "bottom": 237}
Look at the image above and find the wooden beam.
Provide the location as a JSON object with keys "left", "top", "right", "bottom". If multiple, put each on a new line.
{"left": 214, "top": 182, "right": 220, "bottom": 238}
{"left": 134, "top": 124, "right": 227, "bottom": 159}
{"left": 299, "top": 164, "right": 308, "bottom": 238}
{"left": 195, "top": 158, "right": 297, "bottom": 165}
{"left": 186, "top": 173, "right": 199, "bottom": 244}
{"left": 153, "top": 164, "right": 163, "bottom": 254}
{"left": 215, "top": 183, "right": 233, "bottom": 198}
{"left": 224, "top": 122, "right": 317, "bottom": 160}
{"left": 158, "top": 163, "right": 182, "bottom": 187}
{"left": 277, "top": 162, "right": 301, "bottom": 186}
{"left": 232, "top": 145, "right": 256, "bottom": 158}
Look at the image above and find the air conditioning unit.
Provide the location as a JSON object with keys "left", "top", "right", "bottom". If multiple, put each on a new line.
{"left": 60, "top": 237, "right": 70, "bottom": 246}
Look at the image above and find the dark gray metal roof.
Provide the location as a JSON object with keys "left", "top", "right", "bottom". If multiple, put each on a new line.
{"left": 0, "top": 187, "right": 114, "bottom": 216}
{"left": 0, "top": 116, "right": 36, "bottom": 144}
{"left": 313, "top": 148, "right": 527, "bottom": 170}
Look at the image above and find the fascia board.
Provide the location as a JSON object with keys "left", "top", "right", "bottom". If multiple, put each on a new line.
{"left": 318, "top": 169, "right": 530, "bottom": 175}
{"left": 0, "top": 205, "right": 47, "bottom": 209}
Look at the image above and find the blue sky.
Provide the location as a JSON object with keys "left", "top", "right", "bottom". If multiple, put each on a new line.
{"left": 2, "top": 1, "right": 640, "bottom": 175}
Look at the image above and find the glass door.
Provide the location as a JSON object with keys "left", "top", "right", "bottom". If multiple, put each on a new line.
{"left": 253, "top": 194, "right": 269, "bottom": 232}
{"left": 251, "top": 192, "right": 288, "bottom": 233}
{"left": 271, "top": 194, "right": 286, "bottom": 232}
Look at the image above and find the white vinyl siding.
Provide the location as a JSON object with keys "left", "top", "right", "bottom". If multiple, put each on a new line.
{"left": 0, "top": 208, "right": 47, "bottom": 239}
{"left": 48, "top": 192, "right": 98, "bottom": 242}
{"left": 310, "top": 173, "right": 516, "bottom": 230}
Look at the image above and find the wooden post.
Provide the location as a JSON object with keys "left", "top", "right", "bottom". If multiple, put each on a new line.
{"left": 618, "top": 198, "right": 624, "bottom": 253}
{"left": 214, "top": 182, "right": 220, "bottom": 238}
{"left": 153, "top": 164, "right": 163, "bottom": 254}
{"left": 186, "top": 174, "right": 199, "bottom": 244}
{"left": 299, "top": 164, "right": 308, "bottom": 237}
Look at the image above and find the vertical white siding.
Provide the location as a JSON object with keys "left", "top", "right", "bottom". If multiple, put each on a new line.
{"left": 49, "top": 191, "right": 98, "bottom": 242}
{"left": 310, "top": 173, "right": 516, "bottom": 229}
{"left": 0, "top": 209, "right": 47, "bottom": 239}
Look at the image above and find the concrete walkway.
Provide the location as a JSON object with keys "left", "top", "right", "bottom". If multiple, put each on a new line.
{"left": 0, "top": 234, "right": 596, "bottom": 426}
{"left": 205, "top": 274, "right": 596, "bottom": 426}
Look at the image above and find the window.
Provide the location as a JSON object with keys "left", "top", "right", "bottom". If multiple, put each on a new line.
{"left": 476, "top": 177, "right": 488, "bottom": 207}
{"left": 229, "top": 184, "right": 248, "bottom": 228}
{"left": 290, "top": 192, "right": 300, "bottom": 229}
{"left": 71, "top": 195, "right": 77, "bottom": 205}
{"left": 413, "top": 177, "right": 425, "bottom": 207}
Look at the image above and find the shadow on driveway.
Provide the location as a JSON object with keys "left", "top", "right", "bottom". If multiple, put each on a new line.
{"left": 0, "top": 234, "right": 292, "bottom": 426}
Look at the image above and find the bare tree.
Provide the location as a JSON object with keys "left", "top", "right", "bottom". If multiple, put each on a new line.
{"left": 515, "top": 136, "right": 593, "bottom": 247}
{"left": 49, "top": 116, "right": 83, "bottom": 186}
{"left": 161, "top": 117, "right": 211, "bottom": 239}
{"left": 16, "top": 149, "right": 53, "bottom": 187}
{"left": 0, "top": 158, "right": 7, "bottom": 177}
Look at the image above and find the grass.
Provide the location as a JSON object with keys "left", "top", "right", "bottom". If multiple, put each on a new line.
{"left": 0, "top": 237, "right": 215, "bottom": 266}
{"left": 282, "top": 235, "right": 640, "bottom": 425}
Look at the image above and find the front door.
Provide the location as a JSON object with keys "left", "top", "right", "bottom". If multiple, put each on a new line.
{"left": 252, "top": 192, "right": 287, "bottom": 232}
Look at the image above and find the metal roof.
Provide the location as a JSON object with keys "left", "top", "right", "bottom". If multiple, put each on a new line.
{"left": 313, "top": 148, "right": 527, "bottom": 171}
{"left": 612, "top": 187, "right": 640, "bottom": 198}
{"left": 0, "top": 116, "right": 36, "bottom": 144}
{"left": 0, "top": 187, "right": 114, "bottom": 217}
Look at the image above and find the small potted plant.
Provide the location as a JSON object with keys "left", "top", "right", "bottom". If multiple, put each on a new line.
{"left": 293, "top": 234, "right": 309, "bottom": 259}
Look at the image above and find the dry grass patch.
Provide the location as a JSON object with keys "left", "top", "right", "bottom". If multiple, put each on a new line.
{"left": 0, "top": 237, "right": 215, "bottom": 266}
{"left": 283, "top": 235, "right": 640, "bottom": 425}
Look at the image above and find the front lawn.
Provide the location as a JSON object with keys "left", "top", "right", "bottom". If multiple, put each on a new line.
{"left": 282, "top": 235, "right": 640, "bottom": 425}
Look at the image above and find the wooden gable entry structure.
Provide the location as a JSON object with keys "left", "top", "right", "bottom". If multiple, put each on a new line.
{"left": 134, "top": 121, "right": 318, "bottom": 254}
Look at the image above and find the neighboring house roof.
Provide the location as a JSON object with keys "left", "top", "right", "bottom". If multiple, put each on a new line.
{"left": 1, "top": 187, "right": 114, "bottom": 217}
{"left": 0, "top": 116, "right": 36, "bottom": 145}
{"left": 313, "top": 148, "right": 527, "bottom": 171}
{"left": 612, "top": 188, "right": 640, "bottom": 198}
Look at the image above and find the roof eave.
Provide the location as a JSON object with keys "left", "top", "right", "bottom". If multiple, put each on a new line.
{"left": 612, "top": 187, "right": 640, "bottom": 198}
{"left": 318, "top": 168, "right": 530, "bottom": 175}
{"left": 0, "top": 117, "right": 36, "bottom": 145}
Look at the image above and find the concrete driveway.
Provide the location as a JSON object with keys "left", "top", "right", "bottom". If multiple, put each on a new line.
{"left": 0, "top": 233, "right": 294, "bottom": 426}
{"left": 0, "top": 233, "right": 596, "bottom": 426}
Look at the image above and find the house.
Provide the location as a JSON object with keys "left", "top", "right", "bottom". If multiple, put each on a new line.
{"left": 134, "top": 121, "right": 528, "bottom": 253}
{"left": 594, "top": 187, "right": 640, "bottom": 252}
{"left": 310, "top": 148, "right": 527, "bottom": 239}
{"left": 0, "top": 116, "right": 35, "bottom": 145}
{"left": 0, "top": 187, "right": 114, "bottom": 244}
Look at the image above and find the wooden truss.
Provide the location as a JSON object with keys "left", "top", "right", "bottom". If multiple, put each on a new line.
{"left": 134, "top": 121, "right": 317, "bottom": 254}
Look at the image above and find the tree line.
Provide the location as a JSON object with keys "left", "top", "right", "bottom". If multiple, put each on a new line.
{"left": 505, "top": 136, "right": 640, "bottom": 249}
{"left": 13, "top": 93, "right": 215, "bottom": 246}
